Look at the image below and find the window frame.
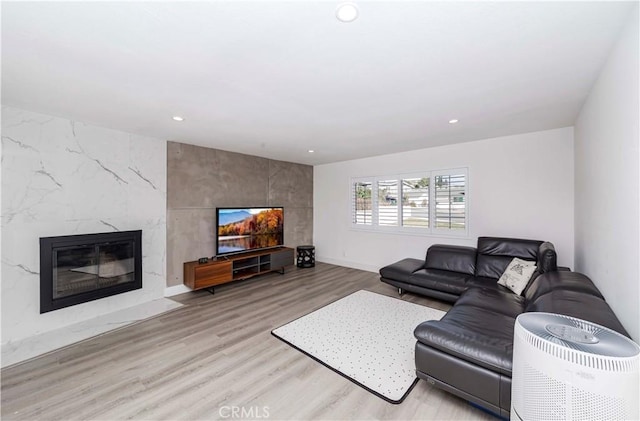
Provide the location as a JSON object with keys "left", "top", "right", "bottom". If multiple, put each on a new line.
{"left": 350, "top": 168, "right": 469, "bottom": 237}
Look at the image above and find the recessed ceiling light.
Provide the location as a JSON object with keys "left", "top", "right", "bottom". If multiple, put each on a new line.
{"left": 449, "top": 119, "right": 459, "bottom": 124}
{"left": 172, "top": 116, "right": 184, "bottom": 122}
{"left": 336, "top": 2, "right": 359, "bottom": 23}
{"left": 308, "top": 149, "right": 315, "bottom": 153}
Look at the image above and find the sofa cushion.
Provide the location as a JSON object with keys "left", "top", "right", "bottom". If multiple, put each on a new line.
{"left": 525, "top": 289, "right": 630, "bottom": 337}
{"left": 476, "top": 237, "right": 541, "bottom": 279}
{"left": 523, "top": 270, "right": 604, "bottom": 303}
{"left": 414, "top": 305, "right": 516, "bottom": 375}
{"left": 379, "top": 258, "right": 424, "bottom": 284}
{"left": 425, "top": 245, "right": 477, "bottom": 275}
{"left": 409, "top": 269, "right": 473, "bottom": 296}
{"left": 456, "top": 287, "right": 526, "bottom": 318}
{"left": 465, "top": 275, "right": 500, "bottom": 290}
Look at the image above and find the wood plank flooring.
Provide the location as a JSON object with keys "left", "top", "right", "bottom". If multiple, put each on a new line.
{"left": 1, "top": 263, "right": 493, "bottom": 420}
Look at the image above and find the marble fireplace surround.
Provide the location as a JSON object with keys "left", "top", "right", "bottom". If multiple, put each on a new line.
{"left": 1, "top": 106, "right": 168, "bottom": 366}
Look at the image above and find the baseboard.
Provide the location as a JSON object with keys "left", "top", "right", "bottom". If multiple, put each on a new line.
{"left": 316, "top": 256, "right": 379, "bottom": 274}
{"left": 164, "top": 284, "right": 192, "bottom": 297}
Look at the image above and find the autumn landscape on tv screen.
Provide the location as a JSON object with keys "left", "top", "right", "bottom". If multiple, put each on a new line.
{"left": 217, "top": 208, "right": 284, "bottom": 254}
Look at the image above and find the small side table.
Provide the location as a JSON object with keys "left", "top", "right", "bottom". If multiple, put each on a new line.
{"left": 296, "top": 245, "right": 315, "bottom": 268}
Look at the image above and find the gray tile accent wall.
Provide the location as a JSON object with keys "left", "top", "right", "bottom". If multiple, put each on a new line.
{"left": 167, "top": 142, "right": 313, "bottom": 287}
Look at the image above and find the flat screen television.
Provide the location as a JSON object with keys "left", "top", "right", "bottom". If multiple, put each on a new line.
{"left": 216, "top": 207, "right": 284, "bottom": 256}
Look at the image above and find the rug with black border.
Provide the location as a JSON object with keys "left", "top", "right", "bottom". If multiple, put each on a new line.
{"left": 271, "top": 290, "right": 445, "bottom": 403}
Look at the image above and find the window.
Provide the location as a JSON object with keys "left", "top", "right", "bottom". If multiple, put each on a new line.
{"left": 351, "top": 168, "right": 468, "bottom": 236}
{"left": 352, "top": 180, "right": 372, "bottom": 225}
{"left": 402, "top": 177, "right": 429, "bottom": 228}
{"left": 434, "top": 172, "right": 466, "bottom": 231}
{"left": 378, "top": 179, "right": 398, "bottom": 226}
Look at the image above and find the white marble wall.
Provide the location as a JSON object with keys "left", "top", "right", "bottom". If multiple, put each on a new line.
{"left": 1, "top": 106, "right": 167, "bottom": 346}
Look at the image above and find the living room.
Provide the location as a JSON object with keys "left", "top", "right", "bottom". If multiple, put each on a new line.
{"left": 1, "top": 1, "right": 639, "bottom": 420}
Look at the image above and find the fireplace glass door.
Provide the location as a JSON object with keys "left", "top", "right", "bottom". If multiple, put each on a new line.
{"left": 53, "top": 241, "right": 135, "bottom": 299}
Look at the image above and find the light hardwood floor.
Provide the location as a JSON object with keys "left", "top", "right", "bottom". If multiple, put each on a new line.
{"left": 1, "top": 263, "right": 493, "bottom": 420}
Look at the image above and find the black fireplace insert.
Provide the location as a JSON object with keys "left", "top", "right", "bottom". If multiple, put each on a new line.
{"left": 40, "top": 230, "right": 142, "bottom": 313}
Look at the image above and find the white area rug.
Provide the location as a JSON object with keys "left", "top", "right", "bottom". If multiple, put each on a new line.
{"left": 271, "top": 290, "right": 445, "bottom": 403}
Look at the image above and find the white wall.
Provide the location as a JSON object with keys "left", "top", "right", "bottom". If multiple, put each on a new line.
{"left": 1, "top": 106, "right": 167, "bottom": 344}
{"left": 314, "top": 127, "right": 575, "bottom": 273}
{"left": 574, "top": 8, "right": 639, "bottom": 341}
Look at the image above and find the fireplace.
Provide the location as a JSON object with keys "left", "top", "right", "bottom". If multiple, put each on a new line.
{"left": 40, "top": 230, "right": 142, "bottom": 313}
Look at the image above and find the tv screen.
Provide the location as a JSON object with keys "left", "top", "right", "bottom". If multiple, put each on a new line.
{"left": 216, "top": 207, "right": 284, "bottom": 256}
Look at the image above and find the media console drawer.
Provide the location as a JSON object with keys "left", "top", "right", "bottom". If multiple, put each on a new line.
{"left": 184, "top": 247, "right": 294, "bottom": 292}
{"left": 193, "top": 261, "right": 232, "bottom": 289}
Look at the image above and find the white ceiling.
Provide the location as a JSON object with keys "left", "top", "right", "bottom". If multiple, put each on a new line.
{"left": 1, "top": 1, "right": 635, "bottom": 165}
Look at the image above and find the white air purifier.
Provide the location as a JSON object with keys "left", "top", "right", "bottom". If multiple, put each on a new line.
{"left": 511, "top": 312, "right": 639, "bottom": 421}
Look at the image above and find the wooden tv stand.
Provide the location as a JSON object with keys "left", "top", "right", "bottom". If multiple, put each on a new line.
{"left": 183, "top": 247, "right": 294, "bottom": 293}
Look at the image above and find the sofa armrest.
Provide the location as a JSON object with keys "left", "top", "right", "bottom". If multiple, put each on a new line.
{"left": 537, "top": 241, "right": 557, "bottom": 273}
{"left": 425, "top": 245, "right": 477, "bottom": 275}
{"left": 379, "top": 258, "right": 425, "bottom": 284}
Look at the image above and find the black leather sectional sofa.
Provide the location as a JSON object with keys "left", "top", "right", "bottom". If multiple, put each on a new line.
{"left": 379, "top": 237, "right": 629, "bottom": 418}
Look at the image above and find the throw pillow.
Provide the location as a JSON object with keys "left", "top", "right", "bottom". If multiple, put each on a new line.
{"left": 497, "top": 258, "right": 537, "bottom": 295}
